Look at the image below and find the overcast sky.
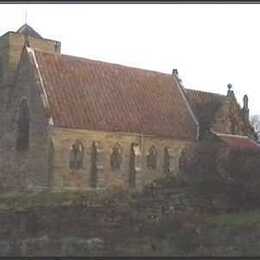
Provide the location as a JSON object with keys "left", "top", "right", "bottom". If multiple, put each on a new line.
{"left": 1, "top": 4, "right": 260, "bottom": 116}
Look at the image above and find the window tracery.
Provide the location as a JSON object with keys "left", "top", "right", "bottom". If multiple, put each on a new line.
{"left": 69, "top": 140, "right": 84, "bottom": 170}
{"left": 147, "top": 145, "right": 157, "bottom": 170}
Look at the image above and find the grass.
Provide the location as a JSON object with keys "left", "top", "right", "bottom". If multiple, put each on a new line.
{"left": 207, "top": 210, "right": 260, "bottom": 228}
{"left": 0, "top": 189, "right": 133, "bottom": 213}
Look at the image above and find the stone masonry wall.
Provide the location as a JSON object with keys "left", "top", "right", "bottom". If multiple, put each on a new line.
{"left": 0, "top": 186, "right": 257, "bottom": 256}
{"left": 212, "top": 96, "right": 253, "bottom": 137}
{"left": 0, "top": 34, "right": 9, "bottom": 85}
{"left": 0, "top": 49, "right": 50, "bottom": 192}
{"left": 0, "top": 32, "right": 60, "bottom": 86}
{"left": 49, "top": 127, "right": 191, "bottom": 192}
{"left": 0, "top": 188, "right": 202, "bottom": 256}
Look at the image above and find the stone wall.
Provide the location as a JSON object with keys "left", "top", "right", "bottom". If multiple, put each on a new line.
{"left": 0, "top": 28, "right": 62, "bottom": 192}
{"left": 0, "top": 186, "right": 255, "bottom": 257}
{"left": 0, "top": 31, "right": 60, "bottom": 86}
{"left": 0, "top": 48, "right": 50, "bottom": 192}
{"left": 0, "top": 188, "right": 202, "bottom": 256}
{"left": 0, "top": 34, "right": 9, "bottom": 85}
{"left": 212, "top": 96, "right": 254, "bottom": 137}
{"left": 49, "top": 127, "right": 191, "bottom": 192}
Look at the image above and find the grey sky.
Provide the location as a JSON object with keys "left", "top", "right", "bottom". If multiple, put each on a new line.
{"left": 1, "top": 4, "right": 260, "bottom": 115}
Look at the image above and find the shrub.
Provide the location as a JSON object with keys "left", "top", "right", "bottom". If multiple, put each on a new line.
{"left": 180, "top": 141, "right": 260, "bottom": 212}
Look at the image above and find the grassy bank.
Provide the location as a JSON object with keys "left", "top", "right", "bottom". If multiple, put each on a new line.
{"left": 0, "top": 190, "right": 133, "bottom": 212}
{"left": 207, "top": 210, "right": 260, "bottom": 228}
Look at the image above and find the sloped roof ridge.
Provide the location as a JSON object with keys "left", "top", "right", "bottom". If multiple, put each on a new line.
{"left": 185, "top": 88, "right": 226, "bottom": 98}
{"left": 33, "top": 48, "right": 174, "bottom": 77}
{"left": 215, "top": 132, "right": 260, "bottom": 152}
{"left": 26, "top": 47, "right": 53, "bottom": 125}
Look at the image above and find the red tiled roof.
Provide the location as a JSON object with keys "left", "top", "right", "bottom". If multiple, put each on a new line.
{"left": 30, "top": 49, "right": 198, "bottom": 140}
{"left": 185, "top": 88, "right": 226, "bottom": 129}
{"left": 216, "top": 133, "right": 260, "bottom": 153}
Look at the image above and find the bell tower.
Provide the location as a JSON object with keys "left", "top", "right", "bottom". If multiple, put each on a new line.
{"left": 0, "top": 24, "right": 61, "bottom": 86}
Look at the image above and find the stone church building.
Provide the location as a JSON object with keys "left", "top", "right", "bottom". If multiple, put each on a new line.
{"left": 0, "top": 24, "right": 258, "bottom": 192}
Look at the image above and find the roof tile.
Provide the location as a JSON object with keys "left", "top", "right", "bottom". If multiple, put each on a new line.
{"left": 185, "top": 88, "right": 226, "bottom": 129}
{"left": 217, "top": 133, "right": 260, "bottom": 153}
{"left": 32, "top": 50, "right": 198, "bottom": 140}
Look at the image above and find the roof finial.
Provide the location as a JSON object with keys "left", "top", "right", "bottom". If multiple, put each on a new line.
{"left": 243, "top": 94, "right": 248, "bottom": 109}
{"left": 227, "top": 83, "right": 235, "bottom": 97}
{"left": 242, "top": 94, "right": 249, "bottom": 121}
{"left": 172, "top": 68, "right": 178, "bottom": 77}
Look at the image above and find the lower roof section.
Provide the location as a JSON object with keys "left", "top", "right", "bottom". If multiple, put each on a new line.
{"left": 216, "top": 133, "right": 260, "bottom": 153}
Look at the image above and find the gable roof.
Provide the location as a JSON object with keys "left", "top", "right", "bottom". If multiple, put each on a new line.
{"left": 216, "top": 133, "right": 260, "bottom": 153}
{"left": 184, "top": 88, "right": 226, "bottom": 129}
{"left": 27, "top": 48, "right": 198, "bottom": 140}
{"left": 17, "top": 24, "right": 42, "bottom": 39}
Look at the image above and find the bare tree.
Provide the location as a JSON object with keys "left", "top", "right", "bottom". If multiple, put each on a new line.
{"left": 251, "top": 115, "right": 260, "bottom": 142}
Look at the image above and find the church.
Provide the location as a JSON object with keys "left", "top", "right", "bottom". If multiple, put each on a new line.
{"left": 0, "top": 24, "right": 258, "bottom": 193}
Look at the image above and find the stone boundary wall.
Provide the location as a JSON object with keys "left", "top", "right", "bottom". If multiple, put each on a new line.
{"left": 0, "top": 187, "right": 207, "bottom": 256}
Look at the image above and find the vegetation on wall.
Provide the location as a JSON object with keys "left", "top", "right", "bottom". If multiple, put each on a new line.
{"left": 179, "top": 141, "right": 260, "bottom": 213}
{"left": 0, "top": 144, "right": 260, "bottom": 256}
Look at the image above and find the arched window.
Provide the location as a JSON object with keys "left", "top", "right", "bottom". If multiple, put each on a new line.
{"left": 111, "top": 143, "right": 122, "bottom": 170}
{"left": 16, "top": 97, "right": 30, "bottom": 151}
{"left": 129, "top": 143, "right": 141, "bottom": 188}
{"left": 163, "top": 147, "right": 170, "bottom": 174}
{"left": 90, "top": 141, "right": 98, "bottom": 188}
{"left": 147, "top": 146, "right": 157, "bottom": 170}
{"left": 69, "top": 140, "right": 84, "bottom": 170}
